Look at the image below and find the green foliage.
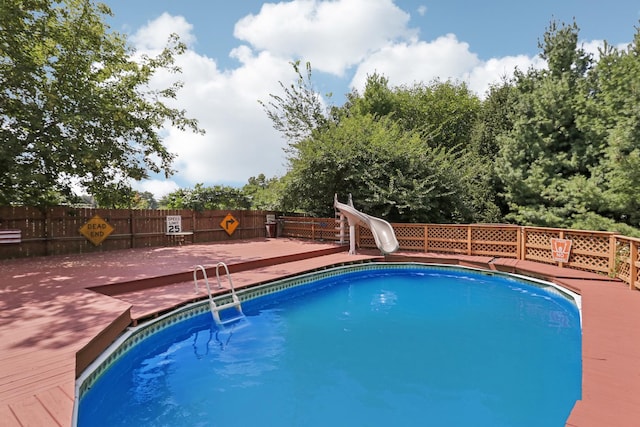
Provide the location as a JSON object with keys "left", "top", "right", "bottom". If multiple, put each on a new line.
{"left": 258, "top": 20, "right": 640, "bottom": 236}
{"left": 160, "top": 183, "right": 251, "bottom": 211}
{"left": 282, "top": 111, "right": 499, "bottom": 222}
{"left": 585, "top": 31, "right": 640, "bottom": 230}
{"left": 258, "top": 61, "right": 332, "bottom": 148}
{"left": 495, "top": 20, "right": 597, "bottom": 227}
{"left": 242, "top": 174, "right": 284, "bottom": 210}
{"left": 348, "top": 75, "right": 481, "bottom": 151}
{"left": 130, "top": 191, "right": 158, "bottom": 209}
{"left": 260, "top": 62, "right": 501, "bottom": 223}
{"left": 0, "top": 0, "right": 202, "bottom": 207}
{"left": 494, "top": 20, "right": 640, "bottom": 235}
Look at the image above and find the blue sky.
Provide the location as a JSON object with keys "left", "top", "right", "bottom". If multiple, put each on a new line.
{"left": 103, "top": 0, "right": 640, "bottom": 198}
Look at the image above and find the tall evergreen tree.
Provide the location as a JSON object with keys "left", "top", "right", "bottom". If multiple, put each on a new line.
{"left": 495, "top": 20, "right": 599, "bottom": 227}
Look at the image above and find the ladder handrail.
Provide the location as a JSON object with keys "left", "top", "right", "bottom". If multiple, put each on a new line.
{"left": 193, "top": 262, "right": 244, "bottom": 326}
{"left": 215, "top": 262, "right": 234, "bottom": 291}
{"left": 193, "top": 264, "right": 212, "bottom": 295}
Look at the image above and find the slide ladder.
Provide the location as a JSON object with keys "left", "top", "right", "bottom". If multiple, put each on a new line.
{"left": 193, "top": 263, "right": 245, "bottom": 326}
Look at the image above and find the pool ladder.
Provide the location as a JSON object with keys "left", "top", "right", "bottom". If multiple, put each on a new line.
{"left": 193, "top": 262, "right": 245, "bottom": 326}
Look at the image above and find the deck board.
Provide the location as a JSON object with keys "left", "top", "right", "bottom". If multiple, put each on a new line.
{"left": 1, "top": 238, "right": 639, "bottom": 426}
{"left": 6, "top": 395, "right": 59, "bottom": 427}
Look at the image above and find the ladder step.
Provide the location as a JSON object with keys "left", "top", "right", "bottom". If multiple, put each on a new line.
{"left": 218, "top": 314, "right": 246, "bottom": 326}
{"left": 213, "top": 300, "right": 241, "bottom": 312}
{"left": 196, "top": 261, "right": 246, "bottom": 327}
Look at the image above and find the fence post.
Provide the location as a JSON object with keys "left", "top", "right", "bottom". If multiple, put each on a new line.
{"left": 608, "top": 234, "right": 617, "bottom": 277}
{"left": 192, "top": 210, "right": 197, "bottom": 243}
{"left": 424, "top": 225, "right": 429, "bottom": 253}
{"left": 44, "top": 208, "right": 51, "bottom": 256}
{"left": 516, "top": 226, "right": 522, "bottom": 260}
{"left": 467, "top": 226, "right": 472, "bottom": 255}
{"left": 129, "top": 209, "right": 135, "bottom": 249}
{"left": 630, "top": 240, "right": 638, "bottom": 290}
{"left": 520, "top": 227, "right": 527, "bottom": 261}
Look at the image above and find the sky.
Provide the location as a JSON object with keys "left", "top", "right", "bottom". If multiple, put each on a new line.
{"left": 104, "top": 0, "right": 640, "bottom": 199}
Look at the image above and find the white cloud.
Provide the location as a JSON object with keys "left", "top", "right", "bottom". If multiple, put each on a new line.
{"left": 350, "top": 34, "right": 481, "bottom": 90}
{"left": 417, "top": 5, "right": 427, "bottom": 16}
{"left": 350, "top": 34, "right": 546, "bottom": 98}
{"left": 130, "top": 13, "right": 196, "bottom": 50}
{"left": 233, "top": 0, "right": 415, "bottom": 76}
{"left": 465, "top": 55, "right": 546, "bottom": 97}
{"left": 131, "top": 15, "right": 295, "bottom": 196}
{"left": 580, "top": 39, "right": 628, "bottom": 60}
{"left": 132, "top": 179, "right": 180, "bottom": 199}
{"left": 132, "top": 4, "right": 629, "bottom": 199}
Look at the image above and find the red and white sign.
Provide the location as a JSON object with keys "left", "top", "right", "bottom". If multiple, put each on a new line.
{"left": 551, "top": 238, "right": 572, "bottom": 263}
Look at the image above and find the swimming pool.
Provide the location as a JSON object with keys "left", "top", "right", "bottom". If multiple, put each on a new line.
{"left": 75, "top": 263, "right": 582, "bottom": 426}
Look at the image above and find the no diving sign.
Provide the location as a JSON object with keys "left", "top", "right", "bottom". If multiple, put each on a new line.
{"left": 551, "top": 238, "right": 572, "bottom": 263}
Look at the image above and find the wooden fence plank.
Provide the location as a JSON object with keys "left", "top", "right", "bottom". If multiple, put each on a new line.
{"left": 0, "top": 208, "right": 275, "bottom": 259}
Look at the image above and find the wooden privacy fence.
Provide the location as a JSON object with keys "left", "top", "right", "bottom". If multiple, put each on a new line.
{"left": 0, "top": 206, "right": 276, "bottom": 259}
{"left": 279, "top": 216, "right": 640, "bottom": 290}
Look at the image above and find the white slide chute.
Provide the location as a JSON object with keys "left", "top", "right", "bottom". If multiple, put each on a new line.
{"left": 334, "top": 194, "right": 399, "bottom": 255}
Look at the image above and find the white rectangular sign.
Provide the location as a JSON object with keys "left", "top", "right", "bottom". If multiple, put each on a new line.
{"left": 166, "top": 215, "right": 182, "bottom": 234}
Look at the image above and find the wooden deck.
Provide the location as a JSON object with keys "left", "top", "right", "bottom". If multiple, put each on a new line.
{"left": 1, "top": 238, "right": 639, "bottom": 426}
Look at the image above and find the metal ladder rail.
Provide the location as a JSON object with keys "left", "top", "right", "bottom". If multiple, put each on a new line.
{"left": 193, "top": 263, "right": 244, "bottom": 325}
{"left": 193, "top": 265, "right": 219, "bottom": 322}
{"left": 212, "top": 262, "right": 244, "bottom": 325}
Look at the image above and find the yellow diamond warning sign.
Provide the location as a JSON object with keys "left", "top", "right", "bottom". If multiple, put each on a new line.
{"left": 220, "top": 213, "right": 239, "bottom": 236}
{"left": 79, "top": 215, "right": 114, "bottom": 246}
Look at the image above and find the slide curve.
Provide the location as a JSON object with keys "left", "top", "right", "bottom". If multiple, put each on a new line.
{"left": 334, "top": 195, "right": 399, "bottom": 255}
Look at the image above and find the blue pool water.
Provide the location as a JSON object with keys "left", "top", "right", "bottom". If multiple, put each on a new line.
{"left": 78, "top": 266, "right": 582, "bottom": 427}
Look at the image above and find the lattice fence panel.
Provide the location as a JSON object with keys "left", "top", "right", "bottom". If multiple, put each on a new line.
{"left": 428, "top": 239, "right": 467, "bottom": 253}
{"left": 394, "top": 224, "right": 425, "bottom": 251}
{"left": 426, "top": 226, "right": 467, "bottom": 254}
{"left": 427, "top": 226, "right": 467, "bottom": 241}
{"left": 524, "top": 229, "right": 560, "bottom": 265}
{"left": 615, "top": 240, "right": 631, "bottom": 284}
{"left": 281, "top": 218, "right": 314, "bottom": 240}
{"left": 470, "top": 228, "right": 519, "bottom": 258}
{"left": 565, "top": 232, "right": 611, "bottom": 274}
{"left": 358, "top": 226, "right": 376, "bottom": 249}
{"left": 314, "top": 218, "right": 340, "bottom": 241}
{"left": 635, "top": 241, "right": 640, "bottom": 290}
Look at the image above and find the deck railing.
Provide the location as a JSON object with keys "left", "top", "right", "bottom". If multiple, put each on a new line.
{"left": 279, "top": 216, "right": 640, "bottom": 291}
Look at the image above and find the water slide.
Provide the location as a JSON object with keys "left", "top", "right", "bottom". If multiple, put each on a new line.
{"left": 334, "top": 194, "right": 399, "bottom": 255}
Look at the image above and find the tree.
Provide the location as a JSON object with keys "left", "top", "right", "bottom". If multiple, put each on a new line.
{"left": 282, "top": 112, "right": 497, "bottom": 222}
{"left": 264, "top": 69, "right": 499, "bottom": 222}
{"left": 161, "top": 184, "right": 251, "bottom": 211}
{"left": 495, "top": 20, "right": 599, "bottom": 227}
{"left": 578, "top": 27, "right": 640, "bottom": 234}
{"left": 242, "top": 174, "right": 283, "bottom": 210}
{"left": 259, "top": 60, "right": 332, "bottom": 148}
{"left": 494, "top": 20, "right": 640, "bottom": 236}
{"left": 347, "top": 75, "right": 481, "bottom": 151}
{"left": 0, "top": 0, "right": 203, "bottom": 207}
